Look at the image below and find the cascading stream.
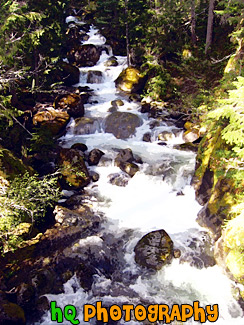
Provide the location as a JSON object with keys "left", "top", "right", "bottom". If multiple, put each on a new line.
{"left": 37, "top": 17, "right": 244, "bottom": 325}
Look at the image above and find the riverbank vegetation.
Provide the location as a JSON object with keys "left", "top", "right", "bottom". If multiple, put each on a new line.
{"left": 0, "top": 0, "right": 244, "bottom": 296}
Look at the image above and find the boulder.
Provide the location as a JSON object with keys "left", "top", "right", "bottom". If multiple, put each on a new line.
{"left": 87, "top": 71, "right": 103, "bottom": 83}
{"left": 54, "top": 93, "right": 84, "bottom": 118}
{"left": 54, "top": 205, "right": 91, "bottom": 227}
{"left": 173, "top": 142, "right": 198, "bottom": 153}
{"left": 216, "top": 213, "right": 244, "bottom": 284}
{"left": 119, "top": 162, "right": 139, "bottom": 177}
{"left": 89, "top": 171, "right": 100, "bottom": 182}
{"left": 104, "top": 112, "right": 142, "bottom": 139}
{"left": 129, "top": 93, "right": 141, "bottom": 102}
{"left": 33, "top": 108, "right": 70, "bottom": 135}
{"left": 142, "top": 132, "right": 151, "bottom": 142}
{"left": 104, "top": 57, "right": 118, "bottom": 67}
{"left": 115, "top": 67, "right": 146, "bottom": 93}
{"left": 67, "top": 44, "right": 100, "bottom": 67}
{"left": 158, "top": 131, "right": 173, "bottom": 141}
{"left": 58, "top": 148, "right": 90, "bottom": 189}
{"left": 134, "top": 229, "right": 174, "bottom": 270}
{"left": 88, "top": 149, "right": 105, "bottom": 166}
{"left": 108, "top": 173, "right": 130, "bottom": 187}
{"left": 141, "top": 103, "right": 151, "bottom": 113}
{"left": 0, "top": 147, "right": 33, "bottom": 182}
{"left": 111, "top": 99, "right": 124, "bottom": 108}
{"left": 183, "top": 129, "right": 200, "bottom": 143}
{"left": 0, "top": 300, "right": 26, "bottom": 325}
{"left": 53, "top": 61, "right": 80, "bottom": 86}
{"left": 114, "top": 148, "right": 135, "bottom": 166}
{"left": 71, "top": 143, "right": 88, "bottom": 152}
{"left": 74, "top": 117, "right": 100, "bottom": 135}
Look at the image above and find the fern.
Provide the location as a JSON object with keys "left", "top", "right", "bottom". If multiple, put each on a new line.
{"left": 208, "top": 76, "right": 244, "bottom": 157}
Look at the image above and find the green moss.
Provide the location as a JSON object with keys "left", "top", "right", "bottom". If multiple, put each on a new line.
{"left": 0, "top": 147, "right": 33, "bottom": 181}
{"left": 226, "top": 250, "right": 244, "bottom": 281}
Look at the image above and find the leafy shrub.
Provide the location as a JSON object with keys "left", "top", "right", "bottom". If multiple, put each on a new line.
{"left": 0, "top": 172, "right": 61, "bottom": 253}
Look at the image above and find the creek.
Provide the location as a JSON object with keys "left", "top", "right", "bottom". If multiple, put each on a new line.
{"left": 37, "top": 16, "right": 243, "bottom": 325}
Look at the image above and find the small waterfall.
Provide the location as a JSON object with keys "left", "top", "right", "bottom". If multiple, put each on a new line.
{"left": 37, "top": 17, "right": 244, "bottom": 325}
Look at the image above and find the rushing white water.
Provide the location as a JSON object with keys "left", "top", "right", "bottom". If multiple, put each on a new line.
{"left": 38, "top": 19, "right": 244, "bottom": 325}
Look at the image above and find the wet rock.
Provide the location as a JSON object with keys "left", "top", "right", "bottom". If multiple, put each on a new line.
{"left": 58, "top": 148, "right": 90, "bottom": 189}
{"left": 169, "top": 112, "right": 187, "bottom": 128}
{"left": 119, "top": 162, "right": 139, "bottom": 177}
{"left": 90, "top": 171, "right": 100, "bottom": 182}
{"left": 74, "top": 117, "right": 100, "bottom": 135}
{"left": 104, "top": 112, "right": 142, "bottom": 139}
{"left": 111, "top": 99, "right": 124, "bottom": 107}
{"left": 98, "top": 44, "right": 112, "bottom": 56}
{"left": 149, "top": 120, "right": 160, "bottom": 129}
{"left": 142, "top": 132, "right": 151, "bottom": 142}
{"left": 115, "top": 148, "right": 135, "bottom": 166}
{"left": 0, "top": 300, "right": 26, "bottom": 325}
{"left": 141, "top": 103, "right": 151, "bottom": 113}
{"left": 87, "top": 70, "right": 103, "bottom": 84}
{"left": 108, "top": 106, "right": 117, "bottom": 113}
{"left": 173, "top": 249, "right": 181, "bottom": 258}
{"left": 33, "top": 107, "right": 70, "bottom": 135}
{"left": 108, "top": 173, "right": 130, "bottom": 187}
{"left": 71, "top": 143, "right": 88, "bottom": 152}
{"left": 193, "top": 168, "right": 214, "bottom": 206}
{"left": 157, "top": 142, "right": 167, "bottom": 146}
{"left": 67, "top": 44, "right": 100, "bottom": 67}
{"left": 54, "top": 205, "right": 91, "bottom": 226}
{"left": 179, "top": 231, "right": 215, "bottom": 268}
{"left": 104, "top": 57, "right": 118, "bottom": 67}
{"left": 183, "top": 129, "right": 200, "bottom": 143}
{"left": 76, "top": 263, "right": 98, "bottom": 291}
{"left": 54, "top": 93, "right": 84, "bottom": 118}
{"left": 53, "top": 61, "right": 80, "bottom": 86}
{"left": 134, "top": 229, "right": 174, "bottom": 270}
{"left": 88, "top": 149, "right": 105, "bottom": 166}
{"left": 129, "top": 93, "right": 141, "bottom": 102}
{"left": 115, "top": 67, "right": 146, "bottom": 94}
{"left": 158, "top": 131, "right": 173, "bottom": 141}
{"left": 196, "top": 204, "right": 223, "bottom": 240}
{"left": 174, "top": 142, "right": 198, "bottom": 153}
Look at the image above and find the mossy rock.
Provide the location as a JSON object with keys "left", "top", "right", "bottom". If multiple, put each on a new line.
{"left": 58, "top": 148, "right": 90, "bottom": 189}
{"left": 104, "top": 57, "right": 118, "bottom": 67}
{"left": 226, "top": 250, "right": 244, "bottom": 281}
{"left": 33, "top": 108, "right": 70, "bottom": 135}
{"left": 115, "top": 67, "right": 146, "bottom": 93}
{"left": 104, "top": 111, "right": 143, "bottom": 139}
{"left": 50, "top": 61, "right": 80, "bottom": 86}
{"left": 54, "top": 93, "right": 84, "bottom": 118}
{"left": 183, "top": 128, "right": 199, "bottom": 143}
{"left": 0, "top": 301, "right": 26, "bottom": 324}
{"left": 222, "top": 213, "right": 244, "bottom": 283}
{"left": 0, "top": 147, "right": 33, "bottom": 182}
{"left": 134, "top": 229, "right": 174, "bottom": 270}
{"left": 67, "top": 44, "right": 100, "bottom": 67}
{"left": 13, "top": 223, "right": 34, "bottom": 241}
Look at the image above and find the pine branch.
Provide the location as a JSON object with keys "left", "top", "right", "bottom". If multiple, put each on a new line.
{"left": 0, "top": 102, "right": 33, "bottom": 137}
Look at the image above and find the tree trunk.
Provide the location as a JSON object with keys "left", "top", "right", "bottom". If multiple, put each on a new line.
{"left": 205, "top": 0, "right": 215, "bottom": 54}
{"left": 191, "top": 0, "right": 197, "bottom": 45}
{"left": 125, "top": 0, "right": 131, "bottom": 66}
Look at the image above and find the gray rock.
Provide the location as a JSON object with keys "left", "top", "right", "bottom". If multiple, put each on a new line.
{"left": 104, "top": 112, "right": 142, "bottom": 139}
